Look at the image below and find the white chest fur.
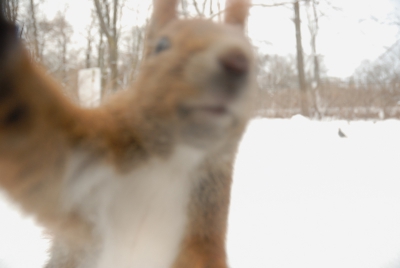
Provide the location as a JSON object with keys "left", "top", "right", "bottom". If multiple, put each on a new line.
{"left": 64, "top": 145, "right": 205, "bottom": 268}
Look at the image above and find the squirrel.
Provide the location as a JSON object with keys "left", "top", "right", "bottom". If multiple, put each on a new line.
{"left": 0, "top": 0, "right": 255, "bottom": 267}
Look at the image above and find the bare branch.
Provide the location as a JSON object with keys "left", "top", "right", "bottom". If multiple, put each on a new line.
{"left": 252, "top": 0, "right": 308, "bottom": 8}
{"left": 103, "top": 0, "right": 111, "bottom": 27}
{"left": 93, "top": 0, "right": 111, "bottom": 39}
{"left": 113, "top": 0, "right": 118, "bottom": 37}
{"left": 192, "top": 0, "right": 202, "bottom": 16}
{"left": 202, "top": 0, "right": 208, "bottom": 15}
{"left": 217, "top": 0, "right": 221, "bottom": 21}
{"left": 180, "top": 0, "right": 189, "bottom": 17}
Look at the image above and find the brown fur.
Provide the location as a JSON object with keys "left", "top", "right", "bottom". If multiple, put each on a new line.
{"left": 0, "top": 0, "right": 255, "bottom": 267}
{"left": 225, "top": 0, "right": 251, "bottom": 27}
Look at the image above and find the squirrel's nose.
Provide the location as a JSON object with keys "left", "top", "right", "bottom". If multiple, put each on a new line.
{"left": 215, "top": 49, "right": 249, "bottom": 98}
{"left": 219, "top": 49, "right": 249, "bottom": 76}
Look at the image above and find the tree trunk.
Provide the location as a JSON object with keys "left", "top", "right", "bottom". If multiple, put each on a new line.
{"left": 86, "top": 37, "right": 92, "bottom": 68}
{"left": 294, "top": 1, "right": 309, "bottom": 117}
{"left": 311, "top": 35, "right": 320, "bottom": 86}
{"left": 98, "top": 31, "right": 106, "bottom": 96}
{"left": 29, "top": 0, "right": 40, "bottom": 60}
{"left": 108, "top": 38, "right": 118, "bottom": 92}
{"left": 306, "top": 0, "right": 321, "bottom": 118}
{"left": 93, "top": 0, "right": 120, "bottom": 92}
{"left": 62, "top": 37, "right": 67, "bottom": 84}
{"left": 310, "top": 0, "right": 320, "bottom": 88}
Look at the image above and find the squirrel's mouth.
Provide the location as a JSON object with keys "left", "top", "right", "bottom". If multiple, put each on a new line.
{"left": 178, "top": 103, "right": 230, "bottom": 118}
{"left": 192, "top": 105, "right": 228, "bottom": 115}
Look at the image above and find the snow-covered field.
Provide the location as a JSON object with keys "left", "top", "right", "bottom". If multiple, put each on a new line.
{"left": 1, "top": 116, "right": 400, "bottom": 268}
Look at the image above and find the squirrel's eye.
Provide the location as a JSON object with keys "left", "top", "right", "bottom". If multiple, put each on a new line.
{"left": 155, "top": 37, "right": 171, "bottom": 54}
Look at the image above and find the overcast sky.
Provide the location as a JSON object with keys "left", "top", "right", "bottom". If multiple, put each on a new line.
{"left": 249, "top": 0, "right": 398, "bottom": 77}
{"left": 35, "top": 0, "right": 399, "bottom": 78}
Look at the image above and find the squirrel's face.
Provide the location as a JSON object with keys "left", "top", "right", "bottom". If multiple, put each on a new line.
{"left": 136, "top": 19, "right": 255, "bottom": 148}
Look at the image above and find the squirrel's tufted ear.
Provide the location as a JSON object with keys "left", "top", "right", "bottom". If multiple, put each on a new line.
{"left": 224, "top": 0, "right": 250, "bottom": 30}
{"left": 144, "top": 0, "right": 179, "bottom": 57}
{"left": 0, "top": 2, "right": 20, "bottom": 63}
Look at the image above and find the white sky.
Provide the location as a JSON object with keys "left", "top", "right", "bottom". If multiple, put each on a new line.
{"left": 248, "top": 0, "right": 398, "bottom": 77}
{"left": 34, "top": 0, "right": 399, "bottom": 78}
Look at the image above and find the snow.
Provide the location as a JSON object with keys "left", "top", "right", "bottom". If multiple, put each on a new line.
{"left": 228, "top": 117, "right": 400, "bottom": 268}
{"left": 0, "top": 196, "right": 49, "bottom": 268}
{"left": 1, "top": 116, "right": 400, "bottom": 267}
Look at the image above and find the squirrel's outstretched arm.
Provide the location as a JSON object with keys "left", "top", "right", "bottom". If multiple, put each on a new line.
{"left": 0, "top": 17, "right": 125, "bottom": 242}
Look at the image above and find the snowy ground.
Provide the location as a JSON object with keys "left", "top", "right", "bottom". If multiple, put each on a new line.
{"left": 1, "top": 116, "right": 400, "bottom": 268}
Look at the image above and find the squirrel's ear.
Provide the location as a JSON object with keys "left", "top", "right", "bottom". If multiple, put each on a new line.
{"left": 144, "top": 0, "right": 179, "bottom": 57}
{"left": 224, "top": 0, "right": 250, "bottom": 30}
{"left": 0, "top": 4, "right": 20, "bottom": 62}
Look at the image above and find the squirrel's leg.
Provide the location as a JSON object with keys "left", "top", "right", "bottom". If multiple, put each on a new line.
{"left": 173, "top": 161, "right": 233, "bottom": 268}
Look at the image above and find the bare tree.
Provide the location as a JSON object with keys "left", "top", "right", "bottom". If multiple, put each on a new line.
{"left": 28, "top": 0, "right": 40, "bottom": 59}
{"left": 247, "top": 0, "right": 310, "bottom": 116}
{"left": 93, "top": 0, "right": 124, "bottom": 93}
{"left": 21, "top": 0, "right": 53, "bottom": 62}
{"left": 293, "top": 0, "right": 309, "bottom": 116}
{"left": 258, "top": 54, "right": 298, "bottom": 91}
{"left": 304, "top": 0, "right": 322, "bottom": 117}
{"left": 129, "top": 25, "right": 145, "bottom": 80}
{"left": 85, "top": 12, "right": 98, "bottom": 69}
{"left": 305, "top": 0, "right": 320, "bottom": 88}
{"left": 305, "top": 0, "right": 341, "bottom": 88}
{"left": 353, "top": 41, "right": 400, "bottom": 92}
{"left": 97, "top": 27, "right": 107, "bottom": 93}
{"left": 180, "top": 0, "right": 190, "bottom": 17}
{"left": 181, "top": 0, "right": 222, "bottom": 18}
{"left": 48, "top": 11, "right": 73, "bottom": 85}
